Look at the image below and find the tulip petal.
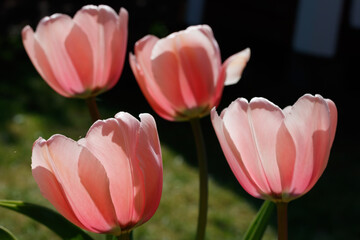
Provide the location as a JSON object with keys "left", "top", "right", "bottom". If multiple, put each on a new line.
{"left": 212, "top": 48, "right": 250, "bottom": 108}
{"left": 178, "top": 46, "right": 213, "bottom": 107}
{"left": 78, "top": 149, "right": 120, "bottom": 234}
{"left": 150, "top": 25, "right": 221, "bottom": 109}
{"left": 248, "top": 98, "right": 284, "bottom": 194}
{"left": 275, "top": 123, "right": 296, "bottom": 195}
{"left": 304, "top": 97, "right": 337, "bottom": 194}
{"left": 136, "top": 114, "right": 163, "bottom": 223}
{"left": 65, "top": 24, "right": 93, "bottom": 90}
{"left": 49, "top": 136, "right": 119, "bottom": 233}
{"left": 284, "top": 94, "right": 332, "bottom": 194}
{"left": 196, "top": 25, "right": 222, "bottom": 62}
{"left": 133, "top": 36, "right": 159, "bottom": 85}
{"left": 302, "top": 129, "right": 330, "bottom": 196}
{"left": 130, "top": 36, "right": 176, "bottom": 120}
{"left": 22, "top": 26, "right": 69, "bottom": 97}
{"left": 151, "top": 37, "right": 188, "bottom": 109}
{"left": 222, "top": 48, "right": 251, "bottom": 86}
{"left": 34, "top": 14, "right": 84, "bottom": 94}
{"left": 175, "top": 26, "right": 221, "bottom": 107}
{"left": 217, "top": 99, "right": 273, "bottom": 195}
{"left": 114, "top": 112, "right": 147, "bottom": 226}
{"left": 32, "top": 135, "right": 115, "bottom": 233}
{"left": 326, "top": 99, "right": 338, "bottom": 144}
{"left": 80, "top": 113, "right": 145, "bottom": 228}
{"left": 73, "top": 5, "right": 121, "bottom": 89}
{"left": 32, "top": 138, "right": 85, "bottom": 229}
{"left": 211, "top": 107, "right": 263, "bottom": 198}
{"left": 106, "top": 8, "right": 128, "bottom": 89}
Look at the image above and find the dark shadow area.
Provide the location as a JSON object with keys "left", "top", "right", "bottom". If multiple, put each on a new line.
{"left": 1, "top": 0, "right": 359, "bottom": 239}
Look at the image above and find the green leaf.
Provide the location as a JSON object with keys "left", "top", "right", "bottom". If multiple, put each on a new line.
{"left": 0, "top": 200, "right": 94, "bottom": 240}
{"left": 0, "top": 226, "right": 17, "bottom": 240}
{"left": 242, "top": 200, "right": 275, "bottom": 240}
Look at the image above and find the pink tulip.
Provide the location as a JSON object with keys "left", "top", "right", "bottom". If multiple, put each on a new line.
{"left": 31, "top": 112, "right": 162, "bottom": 235}
{"left": 129, "top": 25, "right": 250, "bottom": 121}
{"left": 22, "top": 5, "right": 128, "bottom": 98}
{"left": 211, "top": 94, "right": 337, "bottom": 202}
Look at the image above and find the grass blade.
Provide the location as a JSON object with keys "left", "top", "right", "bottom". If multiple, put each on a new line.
{"left": 243, "top": 200, "right": 275, "bottom": 240}
{"left": 0, "top": 226, "right": 17, "bottom": 240}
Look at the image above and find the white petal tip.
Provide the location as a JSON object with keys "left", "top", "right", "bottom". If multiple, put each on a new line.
{"left": 223, "top": 48, "right": 251, "bottom": 86}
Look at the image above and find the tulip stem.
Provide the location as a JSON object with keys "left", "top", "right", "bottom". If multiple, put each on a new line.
{"left": 190, "top": 118, "right": 208, "bottom": 240}
{"left": 86, "top": 96, "right": 101, "bottom": 122}
{"left": 276, "top": 202, "right": 288, "bottom": 240}
{"left": 117, "top": 231, "right": 132, "bottom": 240}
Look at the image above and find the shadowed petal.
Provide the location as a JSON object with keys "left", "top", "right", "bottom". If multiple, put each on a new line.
{"left": 78, "top": 149, "right": 119, "bottom": 234}
{"left": 304, "top": 97, "right": 337, "bottom": 195}
{"left": 136, "top": 114, "right": 163, "bottom": 223}
{"left": 65, "top": 24, "right": 93, "bottom": 90}
{"left": 284, "top": 94, "right": 331, "bottom": 194}
{"left": 275, "top": 123, "right": 296, "bottom": 195}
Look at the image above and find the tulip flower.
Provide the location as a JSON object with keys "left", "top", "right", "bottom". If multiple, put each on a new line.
{"left": 129, "top": 24, "right": 250, "bottom": 122}
{"left": 211, "top": 94, "right": 337, "bottom": 239}
{"left": 22, "top": 5, "right": 128, "bottom": 99}
{"left": 31, "top": 112, "right": 162, "bottom": 237}
{"left": 22, "top": 5, "right": 128, "bottom": 121}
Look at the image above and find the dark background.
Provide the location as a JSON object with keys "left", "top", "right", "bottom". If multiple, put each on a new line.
{"left": 1, "top": 0, "right": 359, "bottom": 239}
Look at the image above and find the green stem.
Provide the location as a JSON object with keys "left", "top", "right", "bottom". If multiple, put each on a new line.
{"left": 190, "top": 118, "right": 208, "bottom": 240}
{"left": 105, "top": 234, "right": 115, "bottom": 240}
{"left": 117, "top": 231, "right": 131, "bottom": 240}
{"left": 276, "top": 202, "right": 288, "bottom": 240}
{"left": 86, "top": 96, "right": 101, "bottom": 122}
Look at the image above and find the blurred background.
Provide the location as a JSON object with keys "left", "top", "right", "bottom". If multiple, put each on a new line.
{"left": 0, "top": 0, "right": 359, "bottom": 239}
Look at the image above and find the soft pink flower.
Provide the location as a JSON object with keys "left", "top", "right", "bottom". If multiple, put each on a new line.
{"left": 31, "top": 112, "right": 162, "bottom": 235}
{"left": 22, "top": 5, "right": 128, "bottom": 98}
{"left": 211, "top": 94, "right": 337, "bottom": 202}
{"left": 129, "top": 25, "right": 250, "bottom": 121}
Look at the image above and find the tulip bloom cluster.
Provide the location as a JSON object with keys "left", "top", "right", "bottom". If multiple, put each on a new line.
{"left": 32, "top": 112, "right": 162, "bottom": 235}
{"left": 21, "top": 3, "right": 338, "bottom": 240}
